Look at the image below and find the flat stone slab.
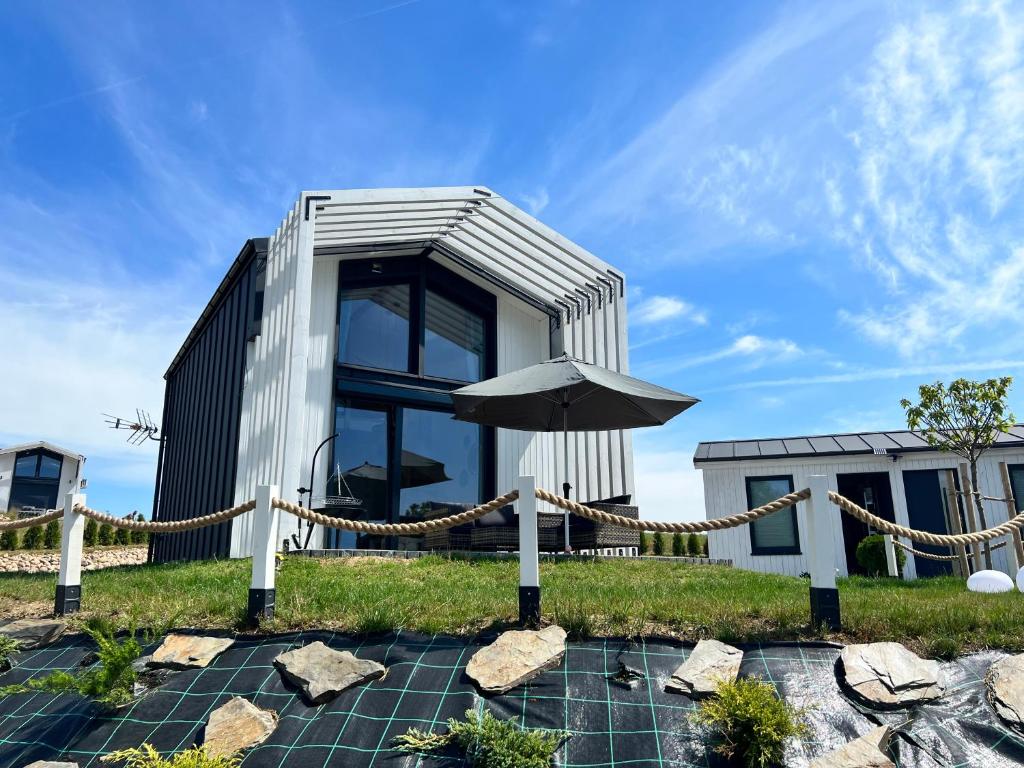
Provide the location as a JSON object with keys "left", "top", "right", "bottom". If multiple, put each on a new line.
{"left": 987, "top": 653, "right": 1024, "bottom": 729}
{"left": 840, "top": 643, "right": 945, "bottom": 708}
{"left": 665, "top": 639, "right": 743, "bottom": 697}
{"left": 466, "top": 625, "right": 567, "bottom": 694}
{"left": 810, "top": 726, "right": 894, "bottom": 768}
{"left": 0, "top": 618, "right": 66, "bottom": 649}
{"left": 148, "top": 634, "right": 234, "bottom": 670}
{"left": 22, "top": 762, "right": 79, "bottom": 767}
{"left": 274, "top": 641, "right": 385, "bottom": 704}
{"left": 204, "top": 696, "right": 278, "bottom": 758}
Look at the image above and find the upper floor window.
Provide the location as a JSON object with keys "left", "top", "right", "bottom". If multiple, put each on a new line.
{"left": 337, "top": 256, "right": 492, "bottom": 384}
{"left": 339, "top": 283, "right": 412, "bottom": 372}
{"left": 14, "top": 450, "right": 63, "bottom": 480}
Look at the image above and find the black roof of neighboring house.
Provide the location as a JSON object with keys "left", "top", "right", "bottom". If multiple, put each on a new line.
{"left": 693, "top": 424, "right": 1024, "bottom": 465}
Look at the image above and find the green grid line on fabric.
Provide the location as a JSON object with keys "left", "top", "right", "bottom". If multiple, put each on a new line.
{"left": 0, "top": 634, "right": 1021, "bottom": 767}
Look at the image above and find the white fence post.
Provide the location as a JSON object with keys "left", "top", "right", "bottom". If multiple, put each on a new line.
{"left": 517, "top": 475, "right": 540, "bottom": 628}
{"left": 883, "top": 534, "right": 899, "bottom": 577}
{"left": 55, "top": 491, "right": 86, "bottom": 616}
{"left": 247, "top": 485, "right": 280, "bottom": 626}
{"left": 805, "top": 475, "right": 841, "bottom": 630}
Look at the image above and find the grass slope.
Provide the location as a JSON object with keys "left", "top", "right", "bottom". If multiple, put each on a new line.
{"left": 0, "top": 556, "right": 1020, "bottom": 657}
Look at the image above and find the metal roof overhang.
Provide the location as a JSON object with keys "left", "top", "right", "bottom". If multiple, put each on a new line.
{"left": 308, "top": 187, "right": 623, "bottom": 323}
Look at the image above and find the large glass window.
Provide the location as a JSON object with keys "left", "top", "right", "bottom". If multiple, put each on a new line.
{"left": 399, "top": 408, "right": 481, "bottom": 548}
{"left": 746, "top": 475, "right": 800, "bottom": 555}
{"left": 14, "top": 455, "right": 37, "bottom": 477}
{"left": 324, "top": 405, "right": 390, "bottom": 549}
{"left": 425, "top": 289, "right": 485, "bottom": 382}
{"left": 338, "top": 284, "right": 411, "bottom": 372}
{"left": 38, "top": 455, "right": 62, "bottom": 479}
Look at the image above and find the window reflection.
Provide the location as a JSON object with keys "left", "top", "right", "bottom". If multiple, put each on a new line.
{"left": 399, "top": 408, "right": 481, "bottom": 550}
{"left": 338, "top": 284, "right": 410, "bottom": 372}
{"left": 325, "top": 405, "right": 389, "bottom": 549}
{"left": 424, "top": 289, "right": 484, "bottom": 382}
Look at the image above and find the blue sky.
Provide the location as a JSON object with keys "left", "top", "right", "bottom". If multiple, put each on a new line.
{"left": 2, "top": 1, "right": 1024, "bottom": 521}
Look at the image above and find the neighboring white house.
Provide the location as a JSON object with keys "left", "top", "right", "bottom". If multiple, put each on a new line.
{"left": 152, "top": 186, "right": 633, "bottom": 562}
{"left": 694, "top": 426, "right": 1024, "bottom": 580}
{"left": 0, "top": 442, "right": 85, "bottom": 516}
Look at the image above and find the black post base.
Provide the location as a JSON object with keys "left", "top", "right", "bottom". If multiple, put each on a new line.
{"left": 519, "top": 586, "right": 541, "bottom": 629}
{"left": 809, "top": 586, "right": 841, "bottom": 631}
{"left": 247, "top": 588, "right": 276, "bottom": 626}
{"left": 54, "top": 584, "right": 81, "bottom": 617}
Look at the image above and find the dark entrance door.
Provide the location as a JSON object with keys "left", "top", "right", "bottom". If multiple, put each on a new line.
{"left": 902, "top": 469, "right": 953, "bottom": 577}
{"left": 836, "top": 472, "right": 896, "bottom": 575}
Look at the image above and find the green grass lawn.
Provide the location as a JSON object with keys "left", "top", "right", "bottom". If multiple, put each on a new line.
{"left": 0, "top": 555, "right": 1020, "bottom": 658}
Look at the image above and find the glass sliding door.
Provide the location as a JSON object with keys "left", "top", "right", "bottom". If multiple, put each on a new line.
{"left": 398, "top": 408, "right": 482, "bottom": 550}
{"left": 324, "top": 404, "right": 390, "bottom": 550}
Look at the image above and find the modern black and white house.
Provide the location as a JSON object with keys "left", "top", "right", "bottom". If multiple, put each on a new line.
{"left": 0, "top": 441, "right": 85, "bottom": 516}
{"left": 151, "top": 187, "right": 633, "bottom": 562}
{"left": 695, "top": 426, "right": 1024, "bottom": 579}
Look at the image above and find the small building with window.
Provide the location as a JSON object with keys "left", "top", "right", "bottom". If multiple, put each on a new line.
{"left": 151, "top": 187, "right": 633, "bottom": 562}
{"left": 0, "top": 442, "right": 85, "bottom": 516}
{"left": 694, "top": 426, "right": 1024, "bottom": 579}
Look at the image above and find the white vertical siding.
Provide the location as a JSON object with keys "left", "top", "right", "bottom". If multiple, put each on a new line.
{"left": 557, "top": 285, "right": 633, "bottom": 503}
{"left": 496, "top": 296, "right": 557, "bottom": 494}
{"left": 700, "top": 449, "right": 1024, "bottom": 577}
{"left": 0, "top": 454, "right": 15, "bottom": 512}
{"left": 231, "top": 200, "right": 314, "bottom": 557}
{"left": 56, "top": 457, "right": 81, "bottom": 506}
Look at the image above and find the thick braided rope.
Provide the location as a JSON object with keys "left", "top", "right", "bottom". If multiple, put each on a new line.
{"left": 73, "top": 500, "right": 256, "bottom": 532}
{"left": 893, "top": 538, "right": 1006, "bottom": 561}
{"left": 273, "top": 491, "right": 520, "bottom": 535}
{"left": 829, "top": 491, "right": 1024, "bottom": 546}
{"left": 0, "top": 509, "right": 63, "bottom": 531}
{"left": 534, "top": 487, "right": 811, "bottom": 533}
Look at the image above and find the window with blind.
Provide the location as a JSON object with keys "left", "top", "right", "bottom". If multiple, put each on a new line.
{"left": 746, "top": 475, "right": 800, "bottom": 555}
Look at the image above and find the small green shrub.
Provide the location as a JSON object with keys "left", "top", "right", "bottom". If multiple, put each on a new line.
{"left": 393, "top": 708, "right": 567, "bottom": 768}
{"left": 653, "top": 533, "right": 666, "bottom": 556}
{"left": 855, "top": 534, "right": 905, "bottom": 577}
{"left": 672, "top": 533, "right": 685, "bottom": 557}
{"left": 693, "top": 677, "right": 809, "bottom": 768}
{"left": 101, "top": 744, "right": 240, "bottom": 767}
{"left": 98, "top": 523, "right": 114, "bottom": 546}
{"left": 115, "top": 527, "right": 131, "bottom": 546}
{"left": 0, "top": 529, "right": 18, "bottom": 551}
{"left": 130, "top": 521, "right": 148, "bottom": 545}
{"left": 687, "top": 533, "right": 701, "bottom": 556}
{"left": 0, "top": 618, "right": 145, "bottom": 708}
{"left": 0, "top": 635, "right": 20, "bottom": 670}
{"left": 44, "top": 520, "right": 61, "bottom": 549}
{"left": 22, "top": 525, "right": 43, "bottom": 549}
{"left": 84, "top": 519, "right": 98, "bottom": 547}
{"left": 639, "top": 531, "right": 649, "bottom": 554}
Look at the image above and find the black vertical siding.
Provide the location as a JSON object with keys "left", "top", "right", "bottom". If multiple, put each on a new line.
{"left": 151, "top": 238, "right": 267, "bottom": 562}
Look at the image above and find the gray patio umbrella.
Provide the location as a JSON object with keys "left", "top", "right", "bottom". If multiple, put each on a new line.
{"left": 451, "top": 353, "right": 698, "bottom": 552}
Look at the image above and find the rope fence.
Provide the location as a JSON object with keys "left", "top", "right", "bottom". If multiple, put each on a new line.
{"left": 45, "top": 474, "right": 1024, "bottom": 628}
{"left": 533, "top": 487, "right": 810, "bottom": 533}
{"left": 270, "top": 492, "right": 519, "bottom": 535}
{"left": 893, "top": 538, "right": 1006, "bottom": 562}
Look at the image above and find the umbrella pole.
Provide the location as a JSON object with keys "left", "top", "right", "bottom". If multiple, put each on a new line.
{"left": 562, "top": 402, "right": 572, "bottom": 555}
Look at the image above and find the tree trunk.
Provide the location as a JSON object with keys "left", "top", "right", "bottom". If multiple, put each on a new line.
{"left": 972, "top": 459, "right": 993, "bottom": 570}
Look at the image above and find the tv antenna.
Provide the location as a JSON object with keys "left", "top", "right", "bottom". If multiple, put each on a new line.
{"left": 103, "top": 409, "right": 162, "bottom": 445}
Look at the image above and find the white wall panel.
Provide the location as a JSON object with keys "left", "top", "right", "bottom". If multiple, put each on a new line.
{"left": 700, "top": 449, "right": 1024, "bottom": 577}
{"left": 0, "top": 454, "right": 13, "bottom": 511}
{"left": 231, "top": 200, "right": 314, "bottom": 557}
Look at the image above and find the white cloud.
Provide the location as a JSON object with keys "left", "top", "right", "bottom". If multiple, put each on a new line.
{"left": 638, "top": 334, "right": 804, "bottom": 377}
{"left": 520, "top": 187, "right": 550, "bottom": 217}
{"left": 633, "top": 448, "right": 706, "bottom": 523}
{"left": 632, "top": 295, "right": 707, "bottom": 326}
{"left": 833, "top": 1, "right": 1024, "bottom": 356}
{"left": 711, "top": 357, "right": 1024, "bottom": 392}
